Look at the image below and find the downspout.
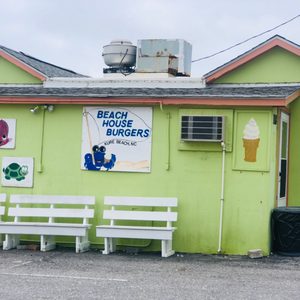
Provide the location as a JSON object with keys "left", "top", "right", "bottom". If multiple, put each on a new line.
{"left": 36, "top": 105, "right": 54, "bottom": 173}
{"left": 217, "top": 141, "right": 226, "bottom": 254}
{"left": 159, "top": 102, "right": 171, "bottom": 171}
{"left": 38, "top": 109, "right": 46, "bottom": 173}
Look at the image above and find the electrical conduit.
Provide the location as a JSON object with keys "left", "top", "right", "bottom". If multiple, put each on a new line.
{"left": 38, "top": 109, "right": 46, "bottom": 173}
{"left": 218, "top": 141, "right": 226, "bottom": 253}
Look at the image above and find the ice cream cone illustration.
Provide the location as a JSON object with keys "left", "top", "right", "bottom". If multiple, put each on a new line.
{"left": 243, "top": 118, "right": 260, "bottom": 162}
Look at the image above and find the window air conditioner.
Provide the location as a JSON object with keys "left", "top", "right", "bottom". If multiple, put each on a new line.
{"left": 181, "top": 115, "right": 225, "bottom": 142}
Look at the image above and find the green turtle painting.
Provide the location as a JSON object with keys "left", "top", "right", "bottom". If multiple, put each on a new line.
{"left": 3, "top": 163, "right": 28, "bottom": 181}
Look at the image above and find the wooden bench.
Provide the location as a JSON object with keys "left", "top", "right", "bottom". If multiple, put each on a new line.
{"left": 0, "top": 194, "right": 6, "bottom": 246}
{"left": 96, "top": 196, "right": 178, "bottom": 257}
{"left": 0, "top": 194, "right": 95, "bottom": 253}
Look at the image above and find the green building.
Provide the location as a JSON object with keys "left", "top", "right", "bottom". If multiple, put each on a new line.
{"left": 1, "top": 35, "right": 300, "bottom": 255}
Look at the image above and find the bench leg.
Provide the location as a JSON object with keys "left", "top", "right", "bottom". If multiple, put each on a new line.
{"left": 76, "top": 236, "right": 90, "bottom": 253}
{"left": 102, "top": 237, "right": 110, "bottom": 254}
{"left": 3, "top": 234, "right": 20, "bottom": 250}
{"left": 40, "top": 235, "right": 56, "bottom": 252}
{"left": 161, "top": 240, "right": 175, "bottom": 258}
{"left": 109, "top": 238, "right": 116, "bottom": 253}
{"left": 102, "top": 238, "right": 116, "bottom": 254}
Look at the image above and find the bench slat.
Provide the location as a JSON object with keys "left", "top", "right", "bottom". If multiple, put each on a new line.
{"left": 103, "top": 210, "right": 177, "bottom": 222}
{"left": 97, "top": 225, "right": 176, "bottom": 231}
{"left": 10, "top": 194, "right": 95, "bottom": 205}
{"left": 104, "top": 196, "right": 177, "bottom": 207}
{"left": 0, "top": 223, "right": 89, "bottom": 236}
{"left": 8, "top": 208, "right": 94, "bottom": 218}
{"left": 0, "top": 193, "right": 6, "bottom": 203}
{"left": 0, "top": 222, "right": 91, "bottom": 228}
{"left": 97, "top": 226, "right": 174, "bottom": 240}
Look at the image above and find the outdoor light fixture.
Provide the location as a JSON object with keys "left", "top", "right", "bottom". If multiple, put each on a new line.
{"left": 46, "top": 104, "right": 54, "bottom": 112}
{"left": 29, "top": 105, "right": 54, "bottom": 113}
{"left": 30, "top": 106, "right": 40, "bottom": 113}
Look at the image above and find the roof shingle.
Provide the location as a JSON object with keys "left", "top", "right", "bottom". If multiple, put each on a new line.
{"left": 0, "top": 45, "right": 87, "bottom": 78}
{"left": 0, "top": 85, "right": 298, "bottom": 99}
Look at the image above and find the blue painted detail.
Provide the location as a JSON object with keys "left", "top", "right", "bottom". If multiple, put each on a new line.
{"left": 84, "top": 154, "right": 100, "bottom": 171}
{"left": 84, "top": 145, "right": 116, "bottom": 171}
{"left": 103, "top": 154, "right": 116, "bottom": 171}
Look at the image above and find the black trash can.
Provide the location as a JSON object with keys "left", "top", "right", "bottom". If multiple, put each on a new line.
{"left": 271, "top": 207, "right": 300, "bottom": 256}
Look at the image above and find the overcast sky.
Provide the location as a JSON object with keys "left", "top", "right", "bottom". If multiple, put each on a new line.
{"left": 0, "top": 0, "right": 299, "bottom": 78}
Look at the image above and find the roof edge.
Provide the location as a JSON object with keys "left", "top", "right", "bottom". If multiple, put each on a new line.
{"left": 0, "top": 96, "right": 289, "bottom": 107}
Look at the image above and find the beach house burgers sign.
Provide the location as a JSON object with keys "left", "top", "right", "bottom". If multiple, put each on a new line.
{"left": 81, "top": 106, "right": 152, "bottom": 173}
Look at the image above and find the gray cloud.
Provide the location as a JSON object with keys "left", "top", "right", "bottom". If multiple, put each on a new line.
{"left": 0, "top": 0, "right": 299, "bottom": 77}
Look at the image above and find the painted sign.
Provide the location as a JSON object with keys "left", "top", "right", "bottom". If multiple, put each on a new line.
{"left": 1, "top": 157, "right": 34, "bottom": 187}
{"left": 233, "top": 110, "right": 272, "bottom": 171}
{"left": 0, "top": 119, "right": 16, "bottom": 149}
{"left": 242, "top": 118, "right": 260, "bottom": 162}
{"left": 81, "top": 107, "right": 152, "bottom": 172}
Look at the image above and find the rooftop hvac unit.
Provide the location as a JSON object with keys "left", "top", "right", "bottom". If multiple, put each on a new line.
{"left": 181, "top": 115, "right": 225, "bottom": 142}
{"left": 136, "top": 39, "right": 192, "bottom": 76}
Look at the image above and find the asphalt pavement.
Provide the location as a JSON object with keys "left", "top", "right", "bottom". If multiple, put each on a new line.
{"left": 0, "top": 247, "right": 300, "bottom": 300}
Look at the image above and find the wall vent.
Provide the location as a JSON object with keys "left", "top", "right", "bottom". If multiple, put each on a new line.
{"left": 181, "top": 115, "right": 225, "bottom": 142}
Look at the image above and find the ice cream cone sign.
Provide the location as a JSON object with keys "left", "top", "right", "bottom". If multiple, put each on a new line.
{"left": 243, "top": 118, "right": 260, "bottom": 162}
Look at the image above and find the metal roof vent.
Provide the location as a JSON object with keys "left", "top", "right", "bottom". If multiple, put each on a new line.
{"left": 102, "top": 40, "right": 137, "bottom": 74}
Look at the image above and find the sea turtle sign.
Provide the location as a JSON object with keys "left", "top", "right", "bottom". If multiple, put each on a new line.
{"left": 81, "top": 106, "right": 152, "bottom": 173}
{"left": 1, "top": 157, "right": 34, "bottom": 187}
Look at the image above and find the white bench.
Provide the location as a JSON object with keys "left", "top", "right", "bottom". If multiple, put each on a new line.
{"left": 0, "top": 194, "right": 95, "bottom": 253}
{"left": 96, "top": 196, "right": 178, "bottom": 257}
{"left": 0, "top": 194, "right": 6, "bottom": 245}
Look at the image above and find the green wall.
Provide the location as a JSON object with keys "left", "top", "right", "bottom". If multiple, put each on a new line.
{"left": 215, "top": 47, "right": 300, "bottom": 84}
{"left": 0, "top": 104, "right": 277, "bottom": 255}
{"left": 287, "top": 98, "right": 300, "bottom": 205}
{"left": 0, "top": 57, "right": 42, "bottom": 84}
{"left": 211, "top": 43, "right": 300, "bottom": 221}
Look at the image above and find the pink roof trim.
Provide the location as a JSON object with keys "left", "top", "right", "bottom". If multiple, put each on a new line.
{"left": 0, "top": 96, "right": 292, "bottom": 107}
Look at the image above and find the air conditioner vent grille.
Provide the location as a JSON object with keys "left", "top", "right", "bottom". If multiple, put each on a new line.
{"left": 181, "top": 115, "right": 225, "bottom": 142}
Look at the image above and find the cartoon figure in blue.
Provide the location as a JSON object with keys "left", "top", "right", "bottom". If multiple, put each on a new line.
{"left": 84, "top": 145, "right": 116, "bottom": 171}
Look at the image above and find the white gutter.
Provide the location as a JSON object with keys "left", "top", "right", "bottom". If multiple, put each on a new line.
{"left": 218, "top": 141, "right": 226, "bottom": 254}
{"left": 43, "top": 76, "right": 206, "bottom": 89}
